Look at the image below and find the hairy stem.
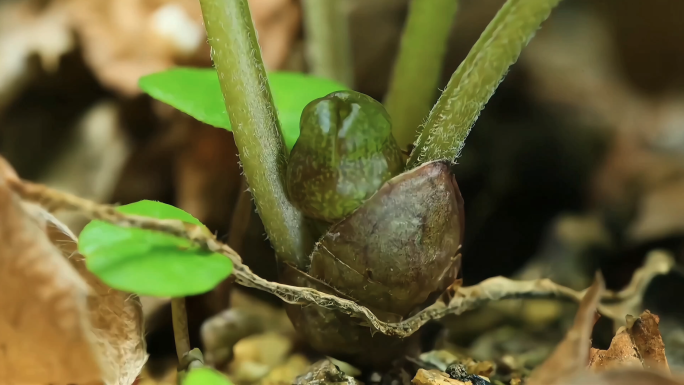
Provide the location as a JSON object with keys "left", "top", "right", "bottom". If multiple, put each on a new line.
{"left": 384, "top": 0, "right": 458, "bottom": 151}
{"left": 301, "top": 0, "right": 354, "bottom": 87}
{"left": 407, "top": 0, "right": 563, "bottom": 168}
{"left": 171, "top": 297, "right": 191, "bottom": 362}
{"left": 199, "top": 0, "right": 313, "bottom": 269}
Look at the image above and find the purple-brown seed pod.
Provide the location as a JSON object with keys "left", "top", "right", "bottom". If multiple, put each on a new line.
{"left": 283, "top": 160, "right": 465, "bottom": 368}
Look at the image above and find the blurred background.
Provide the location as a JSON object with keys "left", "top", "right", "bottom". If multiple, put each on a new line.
{"left": 2, "top": 0, "right": 684, "bottom": 382}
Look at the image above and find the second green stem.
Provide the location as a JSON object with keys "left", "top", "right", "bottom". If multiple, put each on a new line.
{"left": 302, "top": 0, "right": 355, "bottom": 87}
{"left": 407, "top": 0, "right": 563, "bottom": 168}
{"left": 384, "top": 0, "right": 459, "bottom": 151}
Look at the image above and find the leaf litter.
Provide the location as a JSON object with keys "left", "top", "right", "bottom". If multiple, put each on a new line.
{"left": 3, "top": 1, "right": 684, "bottom": 383}
{"left": 3, "top": 153, "right": 684, "bottom": 384}
{"left": 0, "top": 157, "right": 146, "bottom": 385}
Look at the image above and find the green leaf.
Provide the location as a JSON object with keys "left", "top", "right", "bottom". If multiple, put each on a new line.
{"left": 183, "top": 368, "right": 233, "bottom": 385}
{"left": 78, "top": 200, "right": 233, "bottom": 297}
{"left": 139, "top": 68, "right": 348, "bottom": 151}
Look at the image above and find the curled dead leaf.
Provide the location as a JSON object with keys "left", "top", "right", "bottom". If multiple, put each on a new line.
{"left": 64, "top": 0, "right": 208, "bottom": 95}
{"left": 529, "top": 269, "right": 680, "bottom": 385}
{"left": 64, "top": 0, "right": 300, "bottom": 95}
{"left": 0, "top": 173, "right": 104, "bottom": 384}
{"left": 589, "top": 310, "right": 669, "bottom": 375}
{"left": 588, "top": 328, "right": 642, "bottom": 372}
{"left": 527, "top": 274, "right": 605, "bottom": 385}
{"left": 41, "top": 207, "right": 148, "bottom": 385}
{"left": 626, "top": 310, "right": 669, "bottom": 373}
{"left": 1, "top": 156, "right": 146, "bottom": 385}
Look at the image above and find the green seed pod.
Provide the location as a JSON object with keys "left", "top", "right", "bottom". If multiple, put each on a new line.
{"left": 286, "top": 90, "right": 405, "bottom": 223}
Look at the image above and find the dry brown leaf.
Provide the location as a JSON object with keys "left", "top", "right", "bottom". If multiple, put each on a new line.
{"left": 63, "top": 0, "right": 300, "bottom": 95}
{"left": 627, "top": 310, "right": 669, "bottom": 373}
{"left": 63, "top": 0, "right": 207, "bottom": 95}
{"left": 1, "top": 156, "right": 146, "bottom": 384}
{"left": 2, "top": 0, "right": 301, "bottom": 100}
{"left": 42, "top": 208, "right": 147, "bottom": 385}
{"left": 588, "top": 310, "right": 670, "bottom": 375}
{"left": 588, "top": 327, "right": 642, "bottom": 372}
{"left": 527, "top": 274, "right": 605, "bottom": 385}
{"left": 533, "top": 279, "right": 674, "bottom": 385}
{"left": 0, "top": 171, "right": 104, "bottom": 384}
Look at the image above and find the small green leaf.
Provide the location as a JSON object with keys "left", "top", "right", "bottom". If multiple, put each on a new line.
{"left": 183, "top": 368, "right": 233, "bottom": 385}
{"left": 78, "top": 200, "right": 232, "bottom": 297}
{"left": 139, "top": 68, "right": 348, "bottom": 151}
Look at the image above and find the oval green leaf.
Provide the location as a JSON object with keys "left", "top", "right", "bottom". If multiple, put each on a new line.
{"left": 183, "top": 368, "right": 233, "bottom": 385}
{"left": 78, "top": 200, "right": 233, "bottom": 297}
{"left": 138, "top": 68, "right": 348, "bottom": 151}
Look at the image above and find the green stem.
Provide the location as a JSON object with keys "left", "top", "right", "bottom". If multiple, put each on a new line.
{"left": 301, "top": 0, "right": 354, "bottom": 87}
{"left": 199, "top": 0, "right": 314, "bottom": 269}
{"left": 407, "top": 0, "right": 562, "bottom": 168}
{"left": 384, "top": 0, "right": 458, "bottom": 151}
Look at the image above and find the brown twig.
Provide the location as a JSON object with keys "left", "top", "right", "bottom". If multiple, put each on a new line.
{"left": 171, "top": 297, "right": 191, "bottom": 362}
{"left": 7, "top": 178, "right": 675, "bottom": 338}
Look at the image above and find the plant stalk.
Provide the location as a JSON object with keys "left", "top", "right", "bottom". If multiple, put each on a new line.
{"left": 171, "top": 297, "right": 191, "bottom": 362}
{"left": 301, "top": 0, "right": 354, "bottom": 87}
{"left": 199, "top": 0, "right": 314, "bottom": 269}
{"left": 407, "top": 0, "right": 563, "bottom": 168}
{"left": 384, "top": 0, "right": 458, "bottom": 151}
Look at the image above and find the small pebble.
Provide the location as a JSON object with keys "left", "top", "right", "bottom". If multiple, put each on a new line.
{"left": 445, "top": 364, "right": 491, "bottom": 385}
